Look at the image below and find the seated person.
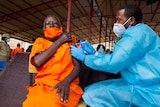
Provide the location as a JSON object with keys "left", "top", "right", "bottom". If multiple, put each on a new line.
{"left": 23, "top": 15, "right": 83, "bottom": 107}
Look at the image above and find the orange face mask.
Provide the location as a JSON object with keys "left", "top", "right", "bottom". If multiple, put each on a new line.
{"left": 44, "top": 26, "right": 63, "bottom": 40}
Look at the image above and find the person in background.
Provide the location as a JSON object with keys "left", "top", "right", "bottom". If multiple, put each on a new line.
{"left": 11, "top": 43, "right": 23, "bottom": 57}
{"left": 105, "top": 49, "right": 111, "bottom": 54}
{"left": 0, "top": 37, "right": 11, "bottom": 71}
{"left": 26, "top": 45, "right": 33, "bottom": 52}
{"left": 96, "top": 44, "right": 105, "bottom": 53}
{"left": 70, "top": 4, "right": 160, "bottom": 107}
{"left": 21, "top": 48, "right": 25, "bottom": 52}
{"left": 23, "top": 15, "right": 83, "bottom": 107}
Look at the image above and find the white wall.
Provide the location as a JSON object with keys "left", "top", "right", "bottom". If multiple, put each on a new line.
{"left": 8, "top": 38, "right": 32, "bottom": 51}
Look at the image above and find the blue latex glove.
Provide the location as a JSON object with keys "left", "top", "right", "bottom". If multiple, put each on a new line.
{"left": 80, "top": 40, "right": 95, "bottom": 54}
{"left": 70, "top": 46, "right": 85, "bottom": 62}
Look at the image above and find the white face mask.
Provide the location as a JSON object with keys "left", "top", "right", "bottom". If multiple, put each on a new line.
{"left": 113, "top": 17, "right": 132, "bottom": 37}
{"left": 98, "top": 45, "right": 104, "bottom": 53}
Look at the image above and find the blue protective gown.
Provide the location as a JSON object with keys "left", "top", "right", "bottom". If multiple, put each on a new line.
{"left": 82, "top": 23, "right": 160, "bottom": 107}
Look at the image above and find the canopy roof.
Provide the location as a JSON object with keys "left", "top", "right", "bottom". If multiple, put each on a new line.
{"left": 0, "top": 0, "right": 160, "bottom": 44}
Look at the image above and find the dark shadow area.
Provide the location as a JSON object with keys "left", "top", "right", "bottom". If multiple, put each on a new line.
{"left": 0, "top": 53, "right": 36, "bottom": 107}
{"left": 79, "top": 63, "right": 121, "bottom": 89}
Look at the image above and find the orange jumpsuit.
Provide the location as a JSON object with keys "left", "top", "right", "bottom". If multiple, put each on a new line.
{"left": 11, "top": 47, "right": 23, "bottom": 56}
{"left": 23, "top": 37, "right": 83, "bottom": 107}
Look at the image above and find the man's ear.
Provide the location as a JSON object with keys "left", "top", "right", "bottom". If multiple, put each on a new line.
{"left": 130, "top": 16, "right": 136, "bottom": 25}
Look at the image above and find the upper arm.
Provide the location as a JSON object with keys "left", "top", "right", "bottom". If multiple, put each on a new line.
{"left": 72, "top": 57, "right": 81, "bottom": 69}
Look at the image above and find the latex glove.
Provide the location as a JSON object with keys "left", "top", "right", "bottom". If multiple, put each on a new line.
{"left": 70, "top": 45, "right": 85, "bottom": 62}
{"left": 57, "top": 32, "right": 72, "bottom": 44}
{"left": 80, "top": 40, "right": 95, "bottom": 54}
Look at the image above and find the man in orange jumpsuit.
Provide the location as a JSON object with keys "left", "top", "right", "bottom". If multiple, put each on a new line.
{"left": 11, "top": 43, "right": 23, "bottom": 56}
{"left": 22, "top": 15, "right": 83, "bottom": 107}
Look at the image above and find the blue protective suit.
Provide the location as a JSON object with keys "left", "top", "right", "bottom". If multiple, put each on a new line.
{"left": 82, "top": 23, "right": 160, "bottom": 107}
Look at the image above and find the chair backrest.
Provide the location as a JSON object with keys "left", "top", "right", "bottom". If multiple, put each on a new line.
{"left": 28, "top": 54, "right": 38, "bottom": 73}
{"left": 0, "top": 53, "right": 31, "bottom": 107}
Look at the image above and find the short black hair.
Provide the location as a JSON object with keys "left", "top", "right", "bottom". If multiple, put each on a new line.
{"left": 26, "top": 45, "right": 33, "bottom": 52}
{"left": 2, "top": 37, "right": 7, "bottom": 41}
{"left": 17, "top": 43, "right": 20, "bottom": 47}
{"left": 119, "top": 4, "right": 142, "bottom": 24}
